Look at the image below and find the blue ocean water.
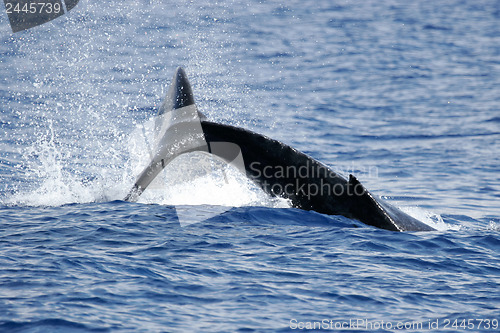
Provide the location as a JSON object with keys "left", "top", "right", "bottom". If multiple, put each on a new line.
{"left": 1, "top": 0, "right": 499, "bottom": 332}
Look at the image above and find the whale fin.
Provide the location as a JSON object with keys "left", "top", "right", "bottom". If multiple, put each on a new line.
{"left": 125, "top": 67, "right": 435, "bottom": 232}
{"left": 158, "top": 67, "right": 195, "bottom": 115}
{"left": 157, "top": 67, "right": 206, "bottom": 120}
{"left": 125, "top": 67, "right": 209, "bottom": 202}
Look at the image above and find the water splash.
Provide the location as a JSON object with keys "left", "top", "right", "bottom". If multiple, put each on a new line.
{"left": 127, "top": 118, "right": 289, "bottom": 209}
{"left": 487, "top": 220, "right": 499, "bottom": 231}
{"left": 400, "top": 206, "right": 459, "bottom": 231}
{"left": 7, "top": 116, "right": 288, "bottom": 211}
{"left": 6, "top": 124, "right": 97, "bottom": 206}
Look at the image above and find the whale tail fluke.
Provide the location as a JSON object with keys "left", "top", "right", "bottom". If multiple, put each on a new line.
{"left": 125, "top": 67, "right": 435, "bottom": 232}
{"left": 158, "top": 67, "right": 196, "bottom": 115}
{"left": 125, "top": 67, "right": 209, "bottom": 202}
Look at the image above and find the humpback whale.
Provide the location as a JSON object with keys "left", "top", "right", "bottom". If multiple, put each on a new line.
{"left": 125, "top": 67, "right": 435, "bottom": 232}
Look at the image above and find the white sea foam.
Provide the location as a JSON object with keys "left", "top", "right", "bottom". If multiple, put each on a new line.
{"left": 7, "top": 121, "right": 288, "bottom": 213}
{"left": 399, "top": 206, "right": 460, "bottom": 231}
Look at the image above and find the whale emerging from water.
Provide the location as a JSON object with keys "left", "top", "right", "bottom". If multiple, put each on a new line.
{"left": 125, "top": 67, "right": 434, "bottom": 232}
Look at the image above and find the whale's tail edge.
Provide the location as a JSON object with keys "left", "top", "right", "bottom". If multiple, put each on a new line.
{"left": 124, "top": 67, "right": 436, "bottom": 232}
